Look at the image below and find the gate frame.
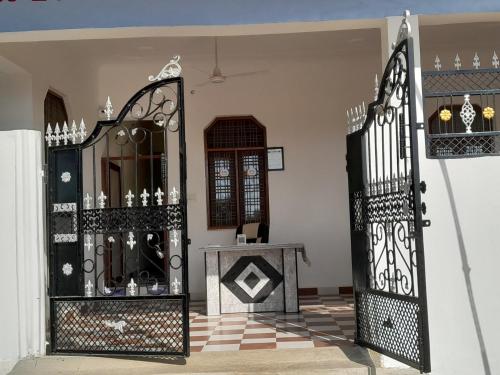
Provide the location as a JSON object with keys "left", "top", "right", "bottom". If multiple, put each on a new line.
{"left": 346, "top": 37, "right": 431, "bottom": 373}
{"left": 45, "top": 76, "right": 190, "bottom": 357}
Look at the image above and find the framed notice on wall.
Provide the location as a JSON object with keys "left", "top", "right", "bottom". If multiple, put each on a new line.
{"left": 267, "top": 147, "right": 284, "bottom": 171}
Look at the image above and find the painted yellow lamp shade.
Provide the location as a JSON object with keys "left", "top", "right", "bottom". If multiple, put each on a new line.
{"left": 483, "top": 106, "right": 495, "bottom": 120}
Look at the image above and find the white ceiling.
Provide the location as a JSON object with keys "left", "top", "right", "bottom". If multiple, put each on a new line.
{"left": 1, "top": 28, "right": 381, "bottom": 69}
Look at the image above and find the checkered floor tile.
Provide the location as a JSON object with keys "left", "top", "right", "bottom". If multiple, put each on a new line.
{"left": 189, "top": 294, "right": 355, "bottom": 352}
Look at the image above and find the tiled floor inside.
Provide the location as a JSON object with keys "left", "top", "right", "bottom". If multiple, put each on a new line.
{"left": 189, "top": 294, "right": 355, "bottom": 352}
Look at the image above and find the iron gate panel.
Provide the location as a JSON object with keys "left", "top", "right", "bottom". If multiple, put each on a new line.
{"left": 46, "top": 70, "right": 190, "bottom": 356}
{"left": 356, "top": 290, "right": 421, "bottom": 366}
{"left": 346, "top": 37, "right": 430, "bottom": 372}
{"left": 51, "top": 296, "right": 185, "bottom": 355}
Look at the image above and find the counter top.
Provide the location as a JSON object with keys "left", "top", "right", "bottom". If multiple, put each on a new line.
{"left": 200, "top": 243, "right": 305, "bottom": 253}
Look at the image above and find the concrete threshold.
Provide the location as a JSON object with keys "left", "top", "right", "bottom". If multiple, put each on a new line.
{"left": 9, "top": 346, "right": 419, "bottom": 375}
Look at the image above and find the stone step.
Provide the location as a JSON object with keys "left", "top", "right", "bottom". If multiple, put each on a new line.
{"left": 9, "top": 347, "right": 420, "bottom": 375}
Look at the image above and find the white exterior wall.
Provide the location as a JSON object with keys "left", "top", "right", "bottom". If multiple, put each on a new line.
{"left": 0, "top": 57, "right": 33, "bottom": 131}
{"left": 416, "top": 21, "right": 500, "bottom": 375}
{"left": 0, "top": 131, "right": 45, "bottom": 374}
{"left": 419, "top": 142, "right": 500, "bottom": 375}
{"left": 0, "top": 44, "right": 98, "bottom": 133}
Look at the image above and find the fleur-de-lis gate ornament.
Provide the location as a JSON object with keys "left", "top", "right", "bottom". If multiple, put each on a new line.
{"left": 127, "top": 232, "right": 136, "bottom": 250}
{"left": 84, "top": 193, "right": 93, "bottom": 209}
{"left": 104, "top": 96, "right": 114, "bottom": 120}
{"left": 127, "top": 278, "right": 137, "bottom": 296}
{"left": 170, "top": 186, "right": 180, "bottom": 204}
{"left": 155, "top": 188, "right": 164, "bottom": 205}
{"left": 140, "top": 189, "right": 150, "bottom": 206}
{"left": 454, "top": 54, "right": 462, "bottom": 70}
{"left": 125, "top": 190, "right": 134, "bottom": 207}
{"left": 97, "top": 191, "right": 107, "bottom": 209}
{"left": 85, "top": 280, "right": 94, "bottom": 297}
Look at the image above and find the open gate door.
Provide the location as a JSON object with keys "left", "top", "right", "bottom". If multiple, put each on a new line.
{"left": 46, "top": 68, "right": 190, "bottom": 356}
{"left": 346, "top": 37, "right": 431, "bottom": 372}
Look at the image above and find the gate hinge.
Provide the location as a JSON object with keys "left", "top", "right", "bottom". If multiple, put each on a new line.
{"left": 187, "top": 238, "right": 191, "bottom": 245}
{"left": 422, "top": 219, "right": 431, "bottom": 227}
{"left": 41, "top": 164, "right": 48, "bottom": 184}
{"left": 416, "top": 122, "right": 425, "bottom": 130}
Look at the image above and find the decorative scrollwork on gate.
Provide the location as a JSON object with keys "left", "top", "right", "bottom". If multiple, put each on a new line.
{"left": 346, "top": 14, "right": 430, "bottom": 372}
{"left": 81, "top": 205, "right": 183, "bottom": 233}
{"left": 365, "top": 191, "right": 414, "bottom": 224}
{"left": 357, "top": 40, "right": 420, "bottom": 298}
{"left": 47, "top": 60, "right": 189, "bottom": 356}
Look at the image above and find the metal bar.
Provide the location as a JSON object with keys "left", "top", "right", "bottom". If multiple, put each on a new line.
{"left": 177, "top": 79, "right": 190, "bottom": 356}
{"left": 424, "top": 89, "right": 500, "bottom": 98}
{"left": 408, "top": 37, "right": 432, "bottom": 373}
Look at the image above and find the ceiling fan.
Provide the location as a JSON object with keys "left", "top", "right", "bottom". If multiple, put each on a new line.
{"left": 194, "top": 38, "right": 268, "bottom": 87}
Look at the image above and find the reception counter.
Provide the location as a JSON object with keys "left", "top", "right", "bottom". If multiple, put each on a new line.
{"left": 200, "top": 243, "right": 305, "bottom": 315}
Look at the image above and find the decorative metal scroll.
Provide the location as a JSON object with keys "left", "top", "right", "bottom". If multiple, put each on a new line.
{"left": 46, "top": 58, "right": 190, "bottom": 356}
{"left": 346, "top": 34, "right": 430, "bottom": 372}
{"left": 81, "top": 205, "right": 183, "bottom": 233}
{"left": 423, "top": 52, "right": 500, "bottom": 158}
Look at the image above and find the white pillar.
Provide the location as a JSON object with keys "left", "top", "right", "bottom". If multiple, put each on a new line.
{"left": 0, "top": 130, "right": 45, "bottom": 373}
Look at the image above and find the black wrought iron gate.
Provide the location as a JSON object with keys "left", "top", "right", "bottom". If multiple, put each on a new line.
{"left": 46, "top": 76, "right": 190, "bottom": 356}
{"left": 346, "top": 38, "right": 431, "bottom": 372}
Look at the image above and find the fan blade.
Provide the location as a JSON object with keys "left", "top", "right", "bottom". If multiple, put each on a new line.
{"left": 225, "top": 70, "right": 269, "bottom": 79}
{"left": 195, "top": 80, "right": 213, "bottom": 87}
{"left": 184, "top": 65, "right": 211, "bottom": 75}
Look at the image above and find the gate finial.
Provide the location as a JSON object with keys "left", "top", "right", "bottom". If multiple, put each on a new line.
{"left": 85, "top": 280, "right": 94, "bottom": 297}
{"left": 45, "top": 124, "right": 53, "bottom": 147}
{"left": 70, "top": 121, "right": 78, "bottom": 144}
{"left": 473, "top": 52, "right": 481, "bottom": 70}
{"left": 127, "top": 278, "right": 137, "bottom": 296}
{"left": 125, "top": 190, "right": 134, "bottom": 207}
{"left": 155, "top": 187, "right": 165, "bottom": 205}
{"left": 172, "top": 277, "right": 181, "bottom": 295}
{"left": 434, "top": 56, "right": 442, "bottom": 71}
{"left": 140, "top": 188, "right": 150, "bottom": 206}
{"left": 392, "top": 10, "right": 411, "bottom": 50}
{"left": 104, "top": 96, "right": 114, "bottom": 120}
{"left": 493, "top": 51, "right": 499, "bottom": 68}
{"left": 454, "top": 54, "right": 462, "bottom": 70}
{"left": 149, "top": 55, "right": 182, "bottom": 81}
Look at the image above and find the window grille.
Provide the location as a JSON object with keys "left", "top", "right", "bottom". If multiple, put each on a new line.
{"left": 205, "top": 116, "right": 269, "bottom": 228}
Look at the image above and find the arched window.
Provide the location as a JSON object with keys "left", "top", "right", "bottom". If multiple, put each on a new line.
{"left": 205, "top": 116, "right": 269, "bottom": 229}
{"left": 44, "top": 90, "right": 68, "bottom": 130}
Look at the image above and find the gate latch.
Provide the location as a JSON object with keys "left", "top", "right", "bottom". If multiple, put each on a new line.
{"left": 41, "top": 164, "right": 48, "bottom": 184}
{"left": 420, "top": 181, "right": 427, "bottom": 194}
